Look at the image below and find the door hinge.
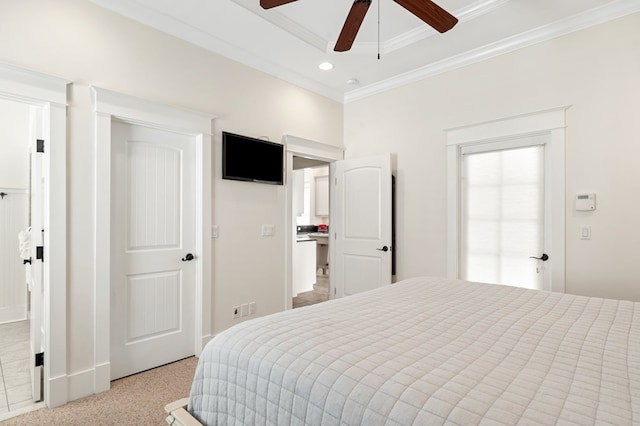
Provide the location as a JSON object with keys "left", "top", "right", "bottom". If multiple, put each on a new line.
{"left": 35, "top": 352, "right": 44, "bottom": 367}
{"left": 36, "top": 139, "right": 45, "bottom": 153}
{"left": 36, "top": 246, "right": 44, "bottom": 261}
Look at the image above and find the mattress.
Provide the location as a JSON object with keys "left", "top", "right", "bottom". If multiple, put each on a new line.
{"left": 188, "top": 276, "right": 640, "bottom": 425}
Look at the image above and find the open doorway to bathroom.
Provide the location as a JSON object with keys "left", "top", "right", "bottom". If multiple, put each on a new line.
{"left": 292, "top": 157, "right": 330, "bottom": 308}
{"left": 0, "top": 98, "right": 38, "bottom": 418}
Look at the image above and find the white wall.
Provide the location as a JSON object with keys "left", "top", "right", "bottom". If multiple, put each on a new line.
{"left": 0, "top": 0, "right": 343, "bottom": 394}
{"left": 0, "top": 99, "right": 30, "bottom": 189}
{"left": 345, "top": 13, "right": 640, "bottom": 301}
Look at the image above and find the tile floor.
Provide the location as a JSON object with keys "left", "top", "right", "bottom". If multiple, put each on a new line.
{"left": 293, "top": 275, "right": 329, "bottom": 308}
{"left": 0, "top": 320, "right": 35, "bottom": 416}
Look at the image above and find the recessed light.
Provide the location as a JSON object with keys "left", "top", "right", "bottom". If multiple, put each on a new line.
{"left": 318, "top": 62, "right": 334, "bottom": 71}
{"left": 346, "top": 78, "right": 360, "bottom": 85}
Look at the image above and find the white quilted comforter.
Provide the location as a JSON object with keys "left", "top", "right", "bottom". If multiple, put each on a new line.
{"left": 188, "top": 277, "right": 640, "bottom": 425}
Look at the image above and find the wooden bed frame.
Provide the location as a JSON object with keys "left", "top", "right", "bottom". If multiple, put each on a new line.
{"left": 164, "top": 398, "right": 202, "bottom": 426}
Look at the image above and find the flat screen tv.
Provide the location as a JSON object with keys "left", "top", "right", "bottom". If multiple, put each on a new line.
{"left": 222, "top": 132, "right": 284, "bottom": 185}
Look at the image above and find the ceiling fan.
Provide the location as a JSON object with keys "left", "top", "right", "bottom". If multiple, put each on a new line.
{"left": 260, "top": 0, "right": 458, "bottom": 52}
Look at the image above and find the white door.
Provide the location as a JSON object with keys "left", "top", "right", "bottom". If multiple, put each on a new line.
{"left": 331, "top": 154, "right": 392, "bottom": 298}
{"left": 110, "top": 121, "right": 195, "bottom": 380}
{"left": 29, "top": 138, "right": 44, "bottom": 402}
{"left": 459, "top": 136, "right": 549, "bottom": 290}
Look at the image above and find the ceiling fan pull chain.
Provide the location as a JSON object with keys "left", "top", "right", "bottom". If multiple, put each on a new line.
{"left": 377, "top": 0, "right": 381, "bottom": 60}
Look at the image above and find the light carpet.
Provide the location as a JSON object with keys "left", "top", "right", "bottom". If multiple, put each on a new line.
{"left": 1, "top": 356, "right": 198, "bottom": 425}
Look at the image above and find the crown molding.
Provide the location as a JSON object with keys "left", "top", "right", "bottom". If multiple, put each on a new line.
{"left": 350, "top": 0, "right": 510, "bottom": 55}
{"left": 344, "top": 0, "right": 640, "bottom": 103}
{"left": 238, "top": 0, "right": 511, "bottom": 56}
{"left": 90, "top": 0, "right": 344, "bottom": 102}
{"left": 231, "top": 0, "right": 329, "bottom": 52}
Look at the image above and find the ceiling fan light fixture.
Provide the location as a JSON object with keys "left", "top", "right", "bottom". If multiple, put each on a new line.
{"left": 318, "top": 62, "right": 334, "bottom": 71}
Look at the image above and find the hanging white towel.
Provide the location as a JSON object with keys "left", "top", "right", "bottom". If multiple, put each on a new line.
{"left": 18, "top": 227, "right": 33, "bottom": 291}
{"left": 18, "top": 226, "right": 31, "bottom": 260}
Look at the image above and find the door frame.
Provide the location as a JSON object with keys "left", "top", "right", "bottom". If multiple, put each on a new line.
{"left": 446, "top": 107, "right": 568, "bottom": 293}
{"left": 0, "top": 62, "right": 69, "bottom": 408}
{"left": 92, "top": 87, "right": 214, "bottom": 393}
{"left": 283, "top": 135, "right": 343, "bottom": 309}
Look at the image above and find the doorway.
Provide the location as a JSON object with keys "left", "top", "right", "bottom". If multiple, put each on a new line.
{"left": 0, "top": 98, "right": 35, "bottom": 416}
{"left": 92, "top": 86, "right": 213, "bottom": 393}
{"left": 292, "top": 160, "right": 330, "bottom": 308}
{"left": 0, "top": 62, "right": 68, "bottom": 410}
{"left": 283, "top": 135, "right": 343, "bottom": 310}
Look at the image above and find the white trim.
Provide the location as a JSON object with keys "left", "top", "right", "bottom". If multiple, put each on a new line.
{"left": 0, "top": 62, "right": 69, "bottom": 106}
{"left": 92, "top": 87, "right": 214, "bottom": 393}
{"left": 351, "top": 0, "right": 510, "bottom": 55}
{"left": 446, "top": 107, "right": 567, "bottom": 293}
{"left": 446, "top": 107, "right": 568, "bottom": 145}
{"left": 283, "top": 135, "right": 343, "bottom": 310}
{"left": 231, "top": 0, "right": 328, "bottom": 52}
{"left": 345, "top": 0, "right": 640, "bottom": 103}
{"left": 88, "top": 0, "right": 344, "bottom": 102}
{"left": 90, "top": 87, "right": 212, "bottom": 135}
{"left": 283, "top": 135, "right": 343, "bottom": 162}
{"left": 234, "top": 0, "right": 508, "bottom": 56}
{"left": 67, "top": 368, "right": 95, "bottom": 401}
{"left": 89, "top": 0, "right": 638, "bottom": 104}
{"left": 0, "top": 61, "right": 69, "bottom": 408}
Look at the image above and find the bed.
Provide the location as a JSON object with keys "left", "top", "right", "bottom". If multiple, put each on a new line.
{"left": 167, "top": 276, "right": 640, "bottom": 425}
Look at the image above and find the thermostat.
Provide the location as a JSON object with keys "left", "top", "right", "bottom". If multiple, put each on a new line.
{"left": 575, "top": 193, "right": 596, "bottom": 211}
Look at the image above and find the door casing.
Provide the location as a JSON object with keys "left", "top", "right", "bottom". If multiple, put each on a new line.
{"left": 0, "top": 62, "right": 69, "bottom": 408}
{"left": 446, "top": 107, "right": 567, "bottom": 293}
{"left": 283, "top": 135, "right": 343, "bottom": 309}
{"left": 93, "top": 87, "right": 213, "bottom": 394}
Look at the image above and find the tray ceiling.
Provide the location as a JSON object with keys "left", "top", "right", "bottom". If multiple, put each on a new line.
{"left": 90, "top": 0, "right": 639, "bottom": 102}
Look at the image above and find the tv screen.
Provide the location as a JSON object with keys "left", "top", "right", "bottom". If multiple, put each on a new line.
{"left": 222, "top": 132, "right": 284, "bottom": 185}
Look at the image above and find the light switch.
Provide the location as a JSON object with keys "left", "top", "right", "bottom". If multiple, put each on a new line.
{"left": 211, "top": 225, "right": 219, "bottom": 239}
{"left": 580, "top": 225, "right": 591, "bottom": 240}
{"left": 262, "top": 224, "right": 275, "bottom": 236}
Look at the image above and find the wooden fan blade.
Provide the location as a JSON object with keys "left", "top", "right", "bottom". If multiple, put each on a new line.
{"left": 394, "top": 0, "right": 458, "bottom": 33}
{"left": 260, "top": 0, "right": 297, "bottom": 9}
{"left": 334, "top": 0, "right": 372, "bottom": 52}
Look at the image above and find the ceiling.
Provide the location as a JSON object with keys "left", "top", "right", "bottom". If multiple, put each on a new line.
{"left": 90, "top": 0, "right": 639, "bottom": 103}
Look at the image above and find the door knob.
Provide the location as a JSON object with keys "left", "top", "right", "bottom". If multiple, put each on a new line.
{"left": 181, "top": 253, "right": 195, "bottom": 261}
{"left": 529, "top": 253, "right": 549, "bottom": 261}
{"left": 376, "top": 246, "right": 389, "bottom": 252}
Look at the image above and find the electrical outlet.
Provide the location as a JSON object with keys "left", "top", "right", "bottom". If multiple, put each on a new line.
{"left": 232, "top": 305, "right": 240, "bottom": 319}
{"left": 261, "top": 224, "right": 275, "bottom": 236}
{"left": 240, "top": 304, "right": 248, "bottom": 317}
{"left": 249, "top": 302, "right": 256, "bottom": 315}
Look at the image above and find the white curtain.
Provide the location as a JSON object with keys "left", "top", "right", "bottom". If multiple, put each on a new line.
{"left": 461, "top": 144, "right": 544, "bottom": 289}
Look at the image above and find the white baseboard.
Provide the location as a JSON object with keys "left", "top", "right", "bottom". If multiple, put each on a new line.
{"left": 94, "top": 362, "right": 111, "bottom": 393}
{"left": 0, "top": 305, "right": 27, "bottom": 324}
{"left": 67, "top": 368, "right": 96, "bottom": 402}
{"left": 47, "top": 374, "right": 69, "bottom": 408}
{"left": 197, "top": 334, "right": 214, "bottom": 356}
